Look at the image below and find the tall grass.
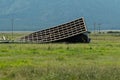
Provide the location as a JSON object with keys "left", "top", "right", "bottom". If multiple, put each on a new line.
{"left": 0, "top": 33, "right": 120, "bottom": 80}
{"left": 1, "top": 65, "right": 120, "bottom": 80}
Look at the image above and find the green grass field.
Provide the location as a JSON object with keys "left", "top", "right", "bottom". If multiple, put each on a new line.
{"left": 0, "top": 33, "right": 120, "bottom": 80}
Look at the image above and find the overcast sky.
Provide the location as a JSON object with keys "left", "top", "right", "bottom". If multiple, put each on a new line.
{"left": 0, "top": 0, "right": 120, "bottom": 31}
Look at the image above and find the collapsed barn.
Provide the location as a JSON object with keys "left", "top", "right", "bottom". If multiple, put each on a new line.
{"left": 20, "top": 17, "right": 90, "bottom": 43}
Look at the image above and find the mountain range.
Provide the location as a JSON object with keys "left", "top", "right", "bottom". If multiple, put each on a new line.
{"left": 0, "top": 0, "right": 120, "bottom": 31}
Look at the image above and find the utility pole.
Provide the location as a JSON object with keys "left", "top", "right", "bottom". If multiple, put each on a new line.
{"left": 98, "top": 23, "right": 101, "bottom": 34}
{"left": 94, "top": 23, "right": 96, "bottom": 34}
{"left": 11, "top": 17, "right": 14, "bottom": 41}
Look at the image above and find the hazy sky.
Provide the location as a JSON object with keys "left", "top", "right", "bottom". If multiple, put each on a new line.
{"left": 0, "top": 0, "right": 120, "bottom": 30}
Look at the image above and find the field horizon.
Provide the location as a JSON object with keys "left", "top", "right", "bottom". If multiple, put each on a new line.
{"left": 0, "top": 32, "right": 120, "bottom": 80}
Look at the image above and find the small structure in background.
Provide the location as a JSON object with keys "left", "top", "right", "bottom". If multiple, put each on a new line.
{"left": 0, "top": 35, "right": 9, "bottom": 43}
{"left": 0, "top": 35, "right": 6, "bottom": 40}
{"left": 20, "top": 17, "right": 90, "bottom": 43}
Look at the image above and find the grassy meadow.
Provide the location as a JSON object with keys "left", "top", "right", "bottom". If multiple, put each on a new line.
{"left": 0, "top": 32, "right": 120, "bottom": 80}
